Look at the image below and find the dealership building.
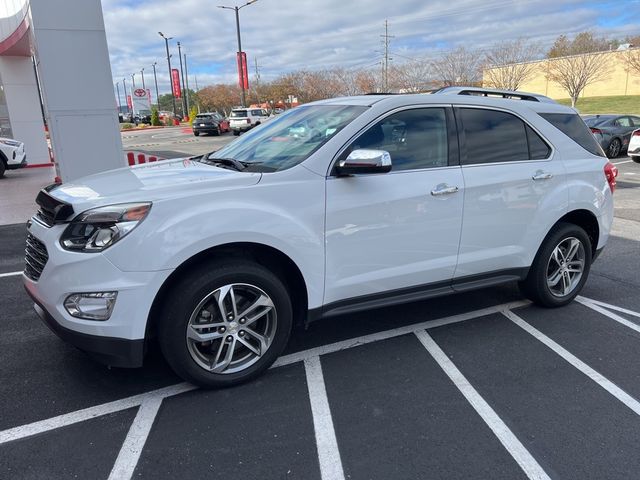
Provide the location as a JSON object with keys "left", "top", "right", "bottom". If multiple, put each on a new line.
{"left": 0, "top": 0, "right": 123, "bottom": 180}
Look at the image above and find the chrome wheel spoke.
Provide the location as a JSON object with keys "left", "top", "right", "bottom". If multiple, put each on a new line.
{"left": 244, "top": 328, "right": 269, "bottom": 353}
{"left": 238, "top": 294, "right": 274, "bottom": 326}
{"left": 237, "top": 336, "right": 261, "bottom": 356}
{"left": 547, "top": 268, "right": 563, "bottom": 287}
{"left": 187, "top": 326, "right": 225, "bottom": 343}
{"left": 215, "top": 285, "right": 236, "bottom": 319}
{"left": 213, "top": 337, "right": 237, "bottom": 373}
{"left": 565, "top": 239, "right": 580, "bottom": 262}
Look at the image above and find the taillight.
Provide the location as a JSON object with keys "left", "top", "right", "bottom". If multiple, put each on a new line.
{"left": 590, "top": 127, "right": 603, "bottom": 135}
{"left": 604, "top": 162, "right": 618, "bottom": 193}
{"left": 633, "top": 130, "right": 640, "bottom": 137}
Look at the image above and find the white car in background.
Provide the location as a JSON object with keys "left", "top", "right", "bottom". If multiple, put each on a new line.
{"left": 0, "top": 137, "right": 26, "bottom": 178}
{"left": 229, "top": 108, "right": 270, "bottom": 135}
{"left": 627, "top": 128, "right": 640, "bottom": 163}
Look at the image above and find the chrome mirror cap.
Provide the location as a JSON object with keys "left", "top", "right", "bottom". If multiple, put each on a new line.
{"left": 336, "top": 149, "right": 392, "bottom": 175}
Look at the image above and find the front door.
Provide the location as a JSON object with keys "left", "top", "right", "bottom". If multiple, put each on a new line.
{"left": 325, "top": 107, "right": 464, "bottom": 305}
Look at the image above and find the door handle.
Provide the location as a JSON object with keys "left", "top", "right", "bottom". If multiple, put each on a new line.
{"left": 431, "top": 184, "right": 459, "bottom": 196}
{"left": 532, "top": 171, "right": 553, "bottom": 181}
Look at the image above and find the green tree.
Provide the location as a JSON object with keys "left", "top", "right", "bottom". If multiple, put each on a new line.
{"left": 547, "top": 31, "right": 610, "bottom": 58}
{"left": 150, "top": 108, "right": 161, "bottom": 126}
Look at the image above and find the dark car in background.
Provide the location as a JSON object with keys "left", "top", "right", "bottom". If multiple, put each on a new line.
{"left": 193, "top": 112, "right": 230, "bottom": 136}
{"left": 583, "top": 114, "right": 640, "bottom": 158}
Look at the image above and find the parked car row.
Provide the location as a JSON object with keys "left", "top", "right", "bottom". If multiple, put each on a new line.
{"left": 583, "top": 114, "right": 640, "bottom": 158}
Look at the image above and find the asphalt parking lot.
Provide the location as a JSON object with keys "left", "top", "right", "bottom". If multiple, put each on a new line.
{"left": 0, "top": 158, "right": 639, "bottom": 480}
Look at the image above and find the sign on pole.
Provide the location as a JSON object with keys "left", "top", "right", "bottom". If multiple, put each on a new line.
{"left": 171, "top": 68, "right": 182, "bottom": 99}
{"left": 132, "top": 88, "right": 151, "bottom": 114}
{"left": 126, "top": 94, "right": 132, "bottom": 110}
{"left": 236, "top": 52, "right": 249, "bottom": 90}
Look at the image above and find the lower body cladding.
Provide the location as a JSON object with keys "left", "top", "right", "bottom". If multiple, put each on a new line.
{"left": 24, "top": 220, "right": 173, "bottom": 367}
{"left": 7, "top": 154, "right": 27, "bottom": 170}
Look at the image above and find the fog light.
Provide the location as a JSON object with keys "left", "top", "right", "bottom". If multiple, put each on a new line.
{"left": 64, "top": 292, "right": 117, "bottom": 321}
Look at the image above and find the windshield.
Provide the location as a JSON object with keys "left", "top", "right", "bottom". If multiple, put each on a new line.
{"left": 196, "top": 115, "right": 213, "bottom": 121}
{"left": 208, "top": 105, "right": 367, "bottom": 172}
{"left": 230, "top": 110, "right": 248, "bottom": 118}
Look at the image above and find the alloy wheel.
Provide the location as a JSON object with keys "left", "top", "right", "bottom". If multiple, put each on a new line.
{"left": 546, "top": 237, "right": 586, "bottom": 298}
{"left": 608, "top": 139, "right": 621, "bottom": 158}
{"left": 186, "top": 283, "right": 277, "bottom": 374}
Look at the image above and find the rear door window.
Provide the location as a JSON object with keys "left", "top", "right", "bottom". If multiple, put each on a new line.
{"left": 230, "top": 110, "right": 248, "bottom": 118}
{"left": 539, "top": 113, "right": 605, "bottom": 157}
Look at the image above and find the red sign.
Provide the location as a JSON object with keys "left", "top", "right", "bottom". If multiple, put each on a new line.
{"left": 147, "top": 89, "right": 152, "bottom": 104}
{"left": 171, "top": 69, "right": 181, "bottom": 99}
{"left": 236, "top": 52, "right": 249, "bottom": 90}
{"left": 133, "top": 88, "right": 146, "bottom": 97}
{"left": 126, "top": 95, "right": 132, "bottom": 109}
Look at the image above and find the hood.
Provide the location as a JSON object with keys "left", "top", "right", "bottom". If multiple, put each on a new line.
{"left": 50, "top": 157, "right": 262, "bottom": 212}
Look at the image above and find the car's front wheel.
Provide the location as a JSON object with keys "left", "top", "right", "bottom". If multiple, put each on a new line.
{"left": 631, "top": 155, "right": 640, "bottom": 164}
{"left": 519, "top": 223, "right": 592, "bottom": 307}
{"left": 158, "top": 260, "right": 293, "bottom": 388}
{"left": 193, "top": 131, "right": 200, "bottom": 137}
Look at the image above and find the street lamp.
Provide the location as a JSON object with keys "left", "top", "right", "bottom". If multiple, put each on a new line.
{"left": 158, "top": 32, "right": 178, "bottom": 117}
{"left": 151, "top": 62, "right": 159, "bottom": 108}
{"left": 140, "top": 68, "right": 146, "bottom": 90}
{"left": 218, "top": 0, "right": 259, "bottom": 107}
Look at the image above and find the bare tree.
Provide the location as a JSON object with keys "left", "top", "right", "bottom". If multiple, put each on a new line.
{"left": 625, "top": 47, "right": 640, "bottom": 77}
{"left": 389, "top": 61, "right": 437, "bottom": 92}
{"left": 431, "top": 46, "right": 482, "bottom": 87}
{"left": 546, "top": 51, "right": 611, "bottom": 107}
{"left": 483, "top": 39, "right": 541, "bottom": 90}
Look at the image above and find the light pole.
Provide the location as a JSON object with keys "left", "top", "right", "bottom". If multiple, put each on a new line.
{"left": 151, "top": 62, "right": 159, "bottom": 108}
{"left": 184, "top": 53, "right": 191, "bottom": 115}
{"left": 177, "top": 41, "right": 187, "bottom": 116}
{"left": 158, "top": 32, "right": 177, "bottom": 117}
{"left": 115, "top": 82, "right": 121, "bottom": 115}
{"left": 123, "top": 78, "right": 131, "bottom": 118}
{"left": 218, "top": 0, "right": 259, "bottom": 107}
{"left": 131, "top": 73, "right": 136, "bottom": 89}
{"left": 140, "top": 68, "right": 146, "bottom": 90}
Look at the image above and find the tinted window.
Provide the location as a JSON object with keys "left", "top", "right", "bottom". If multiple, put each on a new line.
{"left": 251, "top": 110, "right": 263, "bottom": 116}
{"left": 195, "top": 115, "right": 212, "bottom": 121}
{"left": 526, "top": 125, "right": 551, "bottom": 160}
{"left": 615, "top": 117, "right": 632, "bottom": 128}
{"left": 631, "top": 116, "right": 640, "bottom": 127}
{"left": 349, "top": 108, "right": 448, "bottom": 171}
{"left": 230, "top": 110, "right": 248, "bottom": 118}
{"left": 460, "top": 108, "right": 528, "bottom": 164}
{"left": 539, "top": 113, "right": 605, "bottom": 157}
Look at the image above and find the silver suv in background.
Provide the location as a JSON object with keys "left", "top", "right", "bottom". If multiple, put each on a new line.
{"left": 229, "top": 108, "right": 270, "bottom": 135}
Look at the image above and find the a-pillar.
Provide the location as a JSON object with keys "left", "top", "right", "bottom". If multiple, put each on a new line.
{"left": 29, "top": 0, "right": 124, "bottom": 181}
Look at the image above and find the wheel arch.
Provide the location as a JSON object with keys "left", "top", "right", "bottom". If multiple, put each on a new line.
{"left": 146, "top": 241, "right": 309, "bottom": 339}
{"left": 550, "top": 209, "right": 600, "bottom": 257}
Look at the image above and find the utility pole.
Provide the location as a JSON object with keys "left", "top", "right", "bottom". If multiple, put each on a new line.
{"left": 194, "top": 74, "right": 201, "bottom": 113}
{"left": 151, "top": 62, "right": 159, "bottom": 108}
{"left": 177, "top": 41, "right": 187, "bottom": 116}
{"left": 115, "top": 82, "right": 121, "bottom": 111}
{"left": 140, "top": 68, "right": 146, "bottom": 90}
{"left": 184, "top": 53, "right": 191, "bottom": 115}
{"left": 380, "top": 19, "right": 394, "bottom": 92}
{"left": 131, "top": 73, "right": 136, "bottom": 89}
{"left": 123, "top": 78, "right": 130, "bottom": 117}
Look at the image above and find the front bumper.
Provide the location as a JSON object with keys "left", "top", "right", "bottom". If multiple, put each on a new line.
{"left": 6, "top": 152, "right": 26, "bottom": 169}
{"left": 230, "top": 124, "right": 252, "bottom": 132}
{"left": 24, "top": 218, "right": 173, "bottom": 367}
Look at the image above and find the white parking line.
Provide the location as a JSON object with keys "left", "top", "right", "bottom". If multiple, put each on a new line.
{"left": 304, "top": 356, "right": 345, "bottom": 480}
{"left": 414, "top": 330, "right": 551, "bottom": 480}
{"left": 0, "top": 271, "right": 22, "bottom": 279}
{"left": 108, "top": 396, "right": 163, "bottom": 480}
{"left": 504, "top": 310, "right": 640, "bottom": 417}
{"left": 0, "top": 383, "right": 195, "bottom": 445}
{"left": 575, "top": 299, "right": 640, "bottom": 335}
{"left": 578, "top": 296, "right": 640, "bottom": 319}
{"left": 0, "top": 299, "right": 527, "bottom": 445}
{"left": 613, "top": 160, "right": 633, "bottom": 165}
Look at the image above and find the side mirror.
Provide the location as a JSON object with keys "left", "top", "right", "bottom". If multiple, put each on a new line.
{"left": 335, "top": 149, "right": 392, "bottom": 176}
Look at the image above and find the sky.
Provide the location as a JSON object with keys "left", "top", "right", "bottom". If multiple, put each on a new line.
{"left": 103, "top": 0, "right": 640, "bottom": 95}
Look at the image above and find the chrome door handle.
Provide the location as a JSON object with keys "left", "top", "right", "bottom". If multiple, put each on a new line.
{"left": 431, "top": 184, "right": 459, "bottom": 196}
{"left": 532, "top": 171, "right": 553, "bottom": 181}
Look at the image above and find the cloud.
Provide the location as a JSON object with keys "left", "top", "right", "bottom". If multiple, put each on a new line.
{"left": 103, "top": 0, "right": 640, "bottom": 93}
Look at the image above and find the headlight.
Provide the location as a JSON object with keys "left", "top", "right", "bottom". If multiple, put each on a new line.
{"left": 60, "top": 202, "right": 151, "bottom": 252}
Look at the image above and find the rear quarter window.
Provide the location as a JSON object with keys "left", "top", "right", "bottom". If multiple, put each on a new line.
{"left": 539, "top": 113, "right": 605, "bottom": 158}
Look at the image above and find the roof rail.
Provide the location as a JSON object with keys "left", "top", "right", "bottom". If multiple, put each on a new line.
{"left": 432, "top": 86, "right": 557, "bottom": 104}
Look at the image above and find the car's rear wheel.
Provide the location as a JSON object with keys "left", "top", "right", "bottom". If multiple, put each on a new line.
{"left": 0, "top": 159, "right": 5, "bottom": 178}
{"left": 158, "top": 260, "right": 293, "bottom": 388}
{"left": 519, "top": 223, "right": 592, "bottom": 307}
{"left": 631, "top": 155, "right": 640, "bottom": 164}
{"left": 194, "top": 131, "right": 200, "bottom": 137}
{"left": 215, "top": 125, "right": 222, "bottom": 136}
{"left": 233, "top": 130, "right": 240, "bottom": 136}
{"left": 607, "top": 138, "right": 621, "bottom": 158}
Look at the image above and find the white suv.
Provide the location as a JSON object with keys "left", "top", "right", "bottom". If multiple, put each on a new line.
{"left": 229, "top": 107, "right": 270, "bottom": 135}
{"left": 24, "top": 88, "right": 616, "bottom": 388}
{"left": 0, "top": 137, "right": 27, "bottom": 177}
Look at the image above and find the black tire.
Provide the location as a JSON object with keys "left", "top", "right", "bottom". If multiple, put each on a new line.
{"left": 214, "top": 125, "right": 221, "bottom": 136}
{"left": 0, "top": 159, "right": 5, "bottom": 178}
{"left": 193, "top": 131, "right": 200, "bottom": 137}
{"left": 157, "top": 260, "right": 293, "bottom": 388}
{"left": 631, "top": 155, "right": 640, "bottom": 164}
{"left": 519, "top": 222, "right": 592, "bottom": 308}
{"left": 233, "top": 130, "right": 240, "bottom": 136}
{"left": 607, "top": 138, "right": 621, "bottom": 158}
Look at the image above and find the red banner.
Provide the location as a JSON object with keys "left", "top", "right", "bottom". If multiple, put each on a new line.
{"left": 126, "top": 95, "right": 132, "bottom": 109}
{"left": 236, "top": 52, "right": 249, "bottom": 90}
{"left": 171, "top": 68, "right": 181, "bottom": 99}
{"left": 147, "top": 89, "right": 152, "bottom": 104}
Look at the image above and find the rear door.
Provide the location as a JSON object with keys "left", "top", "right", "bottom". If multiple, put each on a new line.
{"left": 453, "top": 106, "right": 567, "bottom": 280}
{"left": 325, "top": 106, "right": 464, "bottom": 304}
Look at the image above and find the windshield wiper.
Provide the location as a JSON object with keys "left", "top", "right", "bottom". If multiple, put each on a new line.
{"left": 199, "top": 154, "right": 248, "bottom": 172}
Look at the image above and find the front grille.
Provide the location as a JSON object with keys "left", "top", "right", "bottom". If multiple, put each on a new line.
{"left": 25, "top": 233, "right": 49, "bottom": 281}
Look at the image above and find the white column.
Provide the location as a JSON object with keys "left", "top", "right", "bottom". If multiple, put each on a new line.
{"left": 29, "top": 0, "right": 124, "bottom": 182}
{"left": 0, "top": 55, "right": 49, "bottom": 165}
